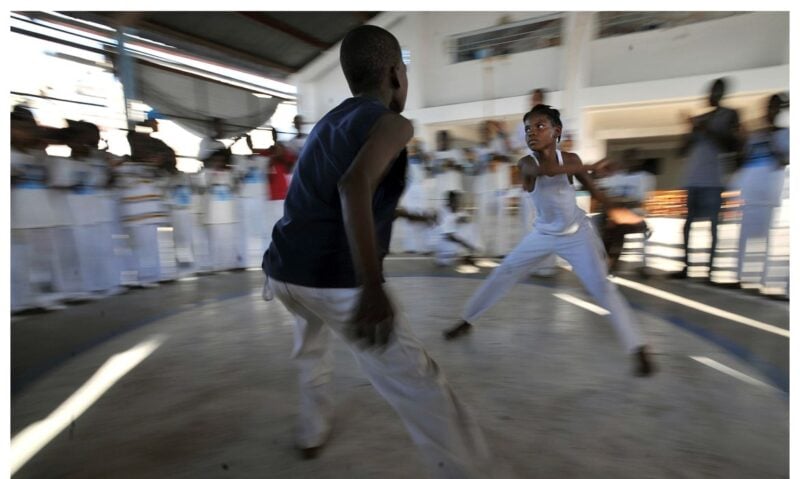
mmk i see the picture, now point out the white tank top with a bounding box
[530,150,585,235]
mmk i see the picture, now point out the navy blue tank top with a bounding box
[264,96,407,288]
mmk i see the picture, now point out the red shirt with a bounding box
[254,145,296,200]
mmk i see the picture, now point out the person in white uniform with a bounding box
[10,107,64,311]
[432,130,465,204]
[396,139,434,253]
[203,148,242,271]
[433,191,479,266]
[733,93,789,288]
[232,151,269,268]
[47,133,88,301]
[116,154,170,287]
[443,104,654,377]
[64,121,122,297]
[474,121,515,257]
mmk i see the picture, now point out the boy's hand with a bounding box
[348,284,395,349]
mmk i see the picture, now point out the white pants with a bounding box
[192,220,213,274]
[463,218,644,353]
[737,204,775,284]
[11,230,35,311]
[238,196,267,268]
[269,278,494,478]
[127,224,162,284]
[172,209,195,266]
[735,164,785,285]
[207,223,241,271]
[74,222,119,293]
[476,190,511,256]
[519,192,558,274]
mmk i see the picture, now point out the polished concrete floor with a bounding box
[10,259,789,478]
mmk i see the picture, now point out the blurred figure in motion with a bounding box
[249,128,293,251]
[262,25,494,477]
[474,120,514,257]
[234,137,269,268]
[444,104,654,377]
[432,129,465,204]
[594,150,654,277]
[202,145,242,271]
[673,78,741,280]
[10,106,64,310]
[433,190,479,267]
[286,114,308,160]
[397,137,434,253]
[117,123,177,286]
[63,121,123,296]
[733,93,789,289]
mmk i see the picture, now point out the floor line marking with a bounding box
[690,355,774,389]
[610,276,789,338]
[553,293,610,316]
[11,335,166,476]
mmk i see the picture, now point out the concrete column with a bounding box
[115,28,138,131]
[559,12,597,160]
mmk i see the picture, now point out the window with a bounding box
[597,12,745,39]
[452,15,563,63]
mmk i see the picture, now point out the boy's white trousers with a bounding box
[269,278,495,478]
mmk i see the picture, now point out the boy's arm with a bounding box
[338,112,413,347]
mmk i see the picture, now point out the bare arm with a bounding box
[396,207,435,224]
[518,155,537,192]
[338,112,413,348]
[568,152,613,209]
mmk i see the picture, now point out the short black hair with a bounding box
[523,104,562,129]
[340,25,402,95]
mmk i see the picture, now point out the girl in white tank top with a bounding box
[529,149,585,236]
[444,104,654,377]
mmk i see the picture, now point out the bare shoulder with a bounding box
[369,111,414,143]
[562,151,583,165]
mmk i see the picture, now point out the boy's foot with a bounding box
[443,321,472,340]
[633,346,655,377]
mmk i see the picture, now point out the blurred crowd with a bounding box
[10,107,305,312]
[9,79,790,313]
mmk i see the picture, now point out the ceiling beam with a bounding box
[352,12,378,22]
[138,18,297,74]
[55,12,296,75]
[237,12,333,50]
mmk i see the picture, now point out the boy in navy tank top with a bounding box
[262,25,495,477]
[443,105,654,377]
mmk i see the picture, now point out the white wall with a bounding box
[293,11,789,162]
[589,12,789,87]
[418,12,563,108]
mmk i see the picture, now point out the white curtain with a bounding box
[135,62,281,139]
